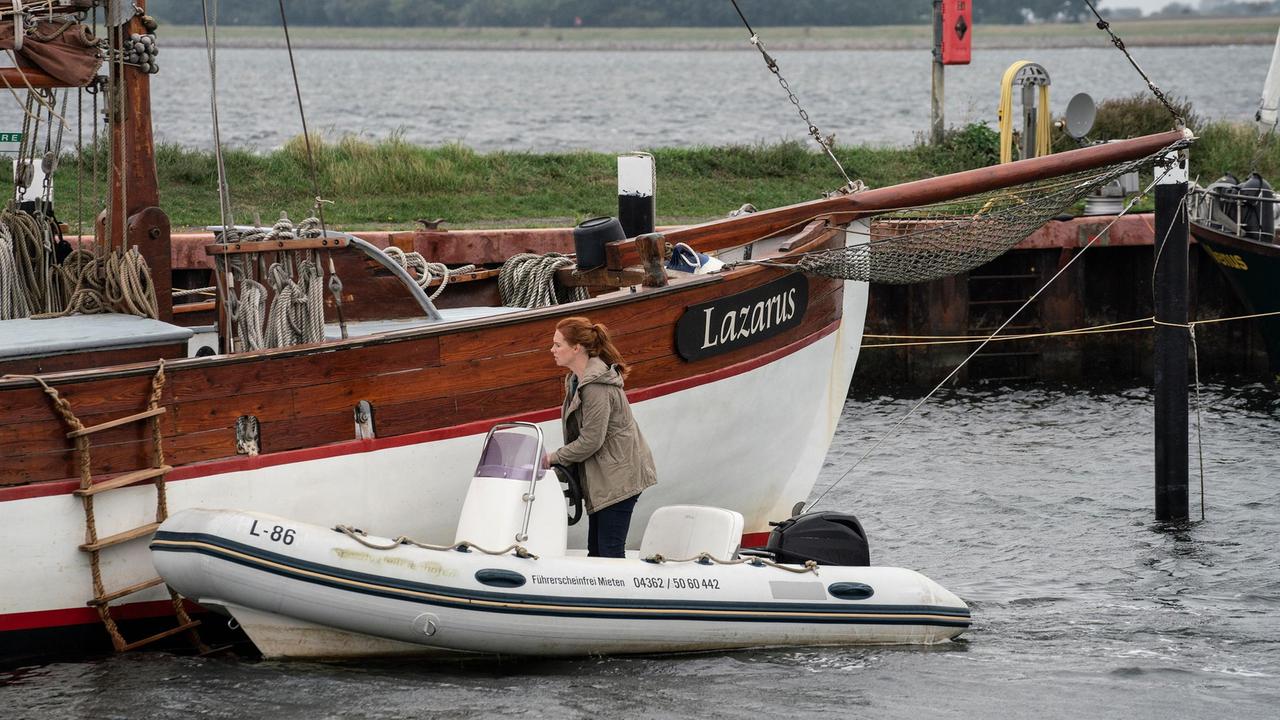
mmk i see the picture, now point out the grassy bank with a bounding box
[49,127,1002,230]
[49,113,1279,232]
[158,16,1280,51]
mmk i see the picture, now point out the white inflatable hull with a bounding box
[152,509,971,658]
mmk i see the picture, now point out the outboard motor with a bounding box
[764,512,870,567]
[1238,172,1276,243]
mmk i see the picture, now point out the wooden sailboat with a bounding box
[0,1,1189,662]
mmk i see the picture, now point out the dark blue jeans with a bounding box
[587,494,639,558]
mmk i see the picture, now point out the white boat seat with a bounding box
[639,505,745,560]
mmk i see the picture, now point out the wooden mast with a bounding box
[2,4,171,319]
[104,0,171,321]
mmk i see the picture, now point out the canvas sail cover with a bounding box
[0,19,101,87]
[1262,26,1280,129]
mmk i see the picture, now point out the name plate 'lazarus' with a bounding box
[674,273,809,361]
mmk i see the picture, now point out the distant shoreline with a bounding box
[160,17,1280,51]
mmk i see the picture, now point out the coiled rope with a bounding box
[998,61,1052,164]
[264,259,324,347]
[220,214,326,351]
[498,252,587,308]
[0,220,35,319]
[383,245,475,301]
[1,206,159,320]
[0,208,52,317]
[229,271,267,351]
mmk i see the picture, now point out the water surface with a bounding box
[5,382,1278,719]
[1,45,1266,154]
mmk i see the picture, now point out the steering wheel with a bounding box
[551,463,584,526]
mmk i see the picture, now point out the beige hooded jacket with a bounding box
[549,357,657,513]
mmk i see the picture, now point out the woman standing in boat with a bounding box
[544,317,657,557]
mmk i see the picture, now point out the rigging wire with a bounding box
[76,82,82,241]
[200,0,233,231]
[200,0,237,350]
[806,164,1179,513]
[104,1,121,247]
[1082,0,1183,126]
[726,0,857,193]
[91,2,99,244]
[275,0,327,239]
[276,0,346,340]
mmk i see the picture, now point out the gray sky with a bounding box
[1116,0,1265,12]
[1121,0,1218,11]
[1113,0,1184,11]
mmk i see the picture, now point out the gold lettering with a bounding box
[1206,246,1249,272]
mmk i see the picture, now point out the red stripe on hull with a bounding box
[0,600,186,632]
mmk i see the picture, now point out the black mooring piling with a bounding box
[1153,169,1190,523]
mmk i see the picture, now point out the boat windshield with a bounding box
[474,430,544,481]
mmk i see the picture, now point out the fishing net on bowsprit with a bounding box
[793,143,1184,285]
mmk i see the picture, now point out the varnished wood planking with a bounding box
[167,337,443,402]
[7,436,163,484]
[157,426,240,470]
[0,403,178,463]
[0,374,172,428]
[437,380,565,431]
[397,228,575,266]
[285,349,550,419]
[171,387,299,436]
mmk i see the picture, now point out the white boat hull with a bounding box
[152,508,970,658]
[0,280,869,636]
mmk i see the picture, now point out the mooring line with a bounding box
[863,309,1280,350]
[861,319,1155,348]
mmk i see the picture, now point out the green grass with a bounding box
[45,113,1278,232]
[49,132,999,231]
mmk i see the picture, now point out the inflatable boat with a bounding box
[151,423,970,658]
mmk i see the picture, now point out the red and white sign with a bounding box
[941,1,972,65]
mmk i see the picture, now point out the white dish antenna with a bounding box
[1063,92,1096,140]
